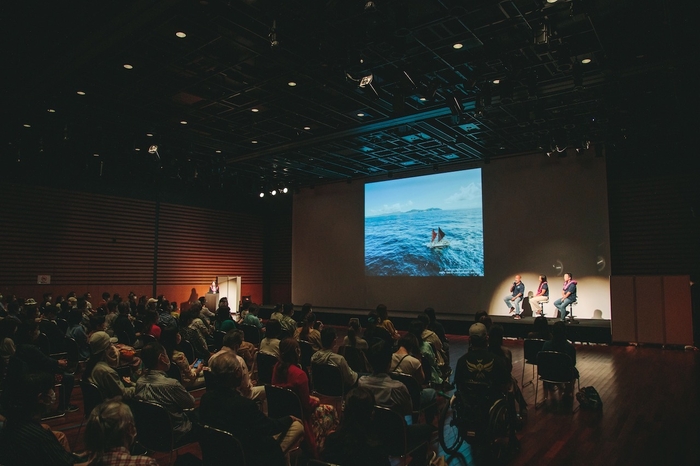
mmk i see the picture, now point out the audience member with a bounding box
[200,351,304,466]
[134,342,197,443]
[322,387,390,466]
[113,302,137,345]
[209,330,264,401]
[160,327,205,390]
[488,325,527,419]
[242,304,263,329]
[178,306,211,361]
[260,319,282,357]
[271,303,297,337]
[142,310,161,341]
[343,318,368,350]
[84,400,157,466]
[295,311,322,351]
[541,321,579,400]
[272,338,339,457]
[66,308,91,359]
[362,310,393,346]
[157,300,177,331]
[214,305,236,332]
[408,320,446,389]
[527,316,552,340]
[391,333,437,423]
[375,304,400,340]
[311,327,358,389]
[86,331,134,400]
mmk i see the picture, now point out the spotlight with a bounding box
[359,74,373,88]
[148,145,161,161]
[259,192,265,198]
[282,187,288,194]
[269,20,279,48]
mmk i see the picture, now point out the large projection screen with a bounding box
[292,153,611,319]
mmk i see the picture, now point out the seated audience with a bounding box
[527,316,553,340]
[416,313,447,368]
[112,302,137,345]
[408,320,446,389]
[214,305,236,332]
[157,300,177,331]
[260,319,282,357]
[322,387,390,466]
[134,342,197,443]
[541,321,579,400]
[311,327,358,389]
[362,310,393,346]
[84,400,157,466]
[178,306,211,361]
[39,305,66,354]
[242,304,263,329]
[488,325,527,419]
[375,304,400,340]
[160,327,205,390]
[0,370,77,465]
[209,330,264,401]
[342,318,368,350]
[295,311,322,351]
[142,310,161,341]
[271,303,297,337]
[272,338,339,457]
[423,307,448,350]
[66,308,91,359]
[391,333,437,423]
[200,351,304,466]
[86,331,135,400]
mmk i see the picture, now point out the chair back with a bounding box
[389,372,420,413]
[116,329,131,345]
[79,380,104,420]
[178,340,195,364]
[338,346,369,373]
[298,340,313,369]
[372,405,408,456]
[213,330,226,351]
[310,363,344,397]
[256,351,278,385]
[239,324,261,347]
[55,318,69,334]
[166,361,183,382]
[199,424,246,466]
[129,399,175,452]
[141,333,157,345]
[537,351,575,384]
[523,339,547,364]
[265,384,304,420]
[64,336,88,362]
[35,332,51,356]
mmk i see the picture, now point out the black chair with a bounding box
[64,336,89,365]
[141,333,157,346]
[75,380,104,448]
[535,351,580,409]
[389,372,436,424]
[298,340,314,370]
[213,330,226,351]
[199,424,247,466]
[35,332,51,356]
[337,346,370,373]
[265,384,304,420]
[521,338,547,388]
[239,324,261,347]
[129,399,197,465]
[116,329,131,345]
[373,405,429,465]
[310,363,344,411]
[55,318,69,334]
[256,351,278,385]
[178,339,196,364]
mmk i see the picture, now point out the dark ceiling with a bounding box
[2,0,695,197]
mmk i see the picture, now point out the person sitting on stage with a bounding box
[504,275,525,319]
[553,273,577,320]
[84,400,157,466]
[530,275,550,316]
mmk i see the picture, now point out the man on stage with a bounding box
[504,275,525,319]
[553,273,577,320]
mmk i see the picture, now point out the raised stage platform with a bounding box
[258,305,613,344]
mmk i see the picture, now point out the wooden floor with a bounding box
[47,332,700,466]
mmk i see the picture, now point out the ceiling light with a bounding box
[176,31,187,38]
[452,43,463,50]
[492,79,500,84]
[287,81,297,87]
[93,153,99,157]
[259,192,265,198]
[148,145,158,154]
[77,91,86,95]
[303,126,310,130]
[419,97,427,101]
[134,148,140,151]
[180,120,188,125]
[47,108,56,113]
[123,64,133,70]
[146,133,153,137]
[282,187,288,194]
[357,112,365,117]
[251,140,258,144]
[215,150,221,153]
[546,0,558,3]
[581,57,592,64]
[23,124,31,128]
[251,108,259,113]
[359,74,373,88]
[271,189,277,196]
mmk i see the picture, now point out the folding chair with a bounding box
[74,380,104,448]
[521,338,546,388]
[198,424,247,466]
[535,351,580,410]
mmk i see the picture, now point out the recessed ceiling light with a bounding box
[93,153,99,157]
[251,108,259,113]
[303,126,311,130]
[419,97,427,101]
[123,64,133,70]
[288,81,297,87]
[581,57,592,64]
[357,112,365,117]
[453,43,463,49]
[492,79,500,84]
[547,0,558,3]
[135,148,141,151]
[146,133,153,137]
[47,108,56,113]
[259,192,265,198]
[77,91,86,95]
[251,140,258,144]
[176,31,187,38]
[23,124,31,128]
[215,150,221,153]
[180,120,188,125]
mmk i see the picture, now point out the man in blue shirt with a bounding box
[504,275,525,319]
[554,273,577,321]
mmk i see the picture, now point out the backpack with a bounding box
[576,386,602,410]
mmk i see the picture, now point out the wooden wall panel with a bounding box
[610,276,637,343]
[663,276,693,345]
[635,276,665,344]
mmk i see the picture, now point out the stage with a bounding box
[258,305,613,344]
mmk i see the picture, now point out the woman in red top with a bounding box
[272,338,338,458]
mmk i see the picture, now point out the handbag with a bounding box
[576,386,602,410]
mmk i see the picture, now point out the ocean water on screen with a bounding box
[365,208,484,276]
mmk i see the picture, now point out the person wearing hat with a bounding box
[85,331,135,400]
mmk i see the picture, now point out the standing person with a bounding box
[504,275,525,319]
[553,273,577,321]
[530,275,550,317]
